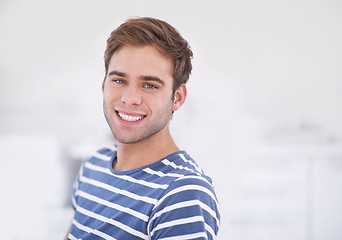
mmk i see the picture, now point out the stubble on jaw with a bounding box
[102,94,174,145]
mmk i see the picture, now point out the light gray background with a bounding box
[1,0,342,239]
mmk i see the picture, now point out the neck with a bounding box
[114,127,179,171]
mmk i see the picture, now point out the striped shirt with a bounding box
[68,146,220,240]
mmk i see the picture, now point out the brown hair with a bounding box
[104,17,193,93]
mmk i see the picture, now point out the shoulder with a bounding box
[155,151,218,204]
[147,152,221,238]
[148,174,221,239]
[83,145,117,164]
[156,174,219,211]
[159,151,207,177]
[92,145,117,159]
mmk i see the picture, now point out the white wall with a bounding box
[1,0,342,239]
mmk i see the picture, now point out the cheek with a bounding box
[103,87,119,101]
[155,95,174,113]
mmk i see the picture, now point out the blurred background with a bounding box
[1,0,342,239]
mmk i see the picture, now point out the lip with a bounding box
[116,109,146,116]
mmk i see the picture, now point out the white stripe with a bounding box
[149,199,220,227]
[178,154,203,173]
[85,162,169,189]
[72,219,93,233]
[150,216,204,236]
[85,162,111,173]
[93,229,118,240]
[68,233,78,240]
[175,175,215,191]
[104,145,117,151]
[77,190,149,221]
[204,222,216,239]
[158,232,207,240]
[72,219,118,240]
[71,195,78,210]
[80,175,158,204]
[77,206,148,239]
[92,151,112,161]
[152,184,219,211]
[72,220,116,240]
[161,159,199,176]
[175,176,221,222]
[143,167,184,178]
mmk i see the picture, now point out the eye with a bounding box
[143,83,158,89]
[112,79,126,85]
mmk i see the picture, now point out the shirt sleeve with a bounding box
[70,160,85,211]
[148,175,220,240]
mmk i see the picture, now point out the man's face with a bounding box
[103,45,176,144]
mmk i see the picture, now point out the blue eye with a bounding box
[144,84,157,89]
[113,79,126,84]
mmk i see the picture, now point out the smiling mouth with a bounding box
[117,111,145,122]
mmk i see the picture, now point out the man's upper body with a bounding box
[68,146,220,239]
[66,17,220,239]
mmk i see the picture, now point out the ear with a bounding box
[102,77,106,92]
[172,84,187,112]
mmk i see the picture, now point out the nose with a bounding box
[121,85,142,105]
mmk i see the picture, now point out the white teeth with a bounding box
[118,112,144,122]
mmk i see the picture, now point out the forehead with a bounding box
[108,45,174,78]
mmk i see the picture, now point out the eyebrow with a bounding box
[108,70,165,86]
[140,75,165,86]
[108,71,127,77]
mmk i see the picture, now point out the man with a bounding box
[66,17,220,239]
